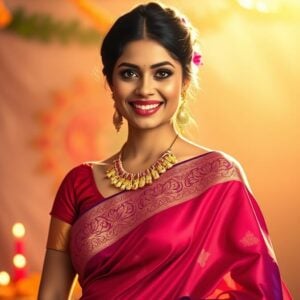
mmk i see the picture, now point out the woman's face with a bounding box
[111,39,184,131]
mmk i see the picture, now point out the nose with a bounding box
[135,75,155,97]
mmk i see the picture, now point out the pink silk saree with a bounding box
[70,152,292,299]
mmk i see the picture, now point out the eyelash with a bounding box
[156,69,173,79]
[119,69,173,80]
[120,70,137,79]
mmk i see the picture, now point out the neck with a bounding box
[106,124,179,190]
[122,125,178,162]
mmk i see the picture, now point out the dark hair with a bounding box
[101,2,197,86]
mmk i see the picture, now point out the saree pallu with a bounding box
[70,152,292,300]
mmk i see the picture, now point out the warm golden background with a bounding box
[0,0,299,298]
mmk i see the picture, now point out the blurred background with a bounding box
[0,0,299,298]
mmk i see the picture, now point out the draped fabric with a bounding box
[65,152,291,300]
[0,2,298,297]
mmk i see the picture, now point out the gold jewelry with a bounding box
[113,107,123,132]
[176,98,190,133]
[106,135,179,191]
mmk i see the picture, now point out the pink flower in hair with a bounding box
[192,51,203,66]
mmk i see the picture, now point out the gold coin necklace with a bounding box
[106,134,179,191]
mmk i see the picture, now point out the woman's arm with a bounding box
[38,249,76,300]
[38,217,76,300]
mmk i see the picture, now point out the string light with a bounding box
[13,254,27,269]
[0,271,10,286]
[12,223,25,238]
[11,222,27,281]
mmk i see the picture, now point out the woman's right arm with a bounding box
[38,217,76,300]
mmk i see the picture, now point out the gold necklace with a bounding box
[106,135,179,191]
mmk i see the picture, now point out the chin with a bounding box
[130,119,172,131]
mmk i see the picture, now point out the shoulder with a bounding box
[174,137,213,161]
[207,150,252,192]
[58,162,98,189]
[174,137,242,171]
[218,151,249,177]
[179,145,251,190]
[61,156,117,185]
[212,150,242,167]
[64,157,114,175]
[62,163,93,180]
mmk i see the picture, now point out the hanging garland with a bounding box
[68,0,113,35]
[2,2,299,44]
[0,0,11,28]
[3,7,102,44]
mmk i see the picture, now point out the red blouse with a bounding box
[50,163,105,224]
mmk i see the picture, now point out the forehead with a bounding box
[116,39,180,68]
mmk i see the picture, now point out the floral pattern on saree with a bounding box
[70,152,243,275]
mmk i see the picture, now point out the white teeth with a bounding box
[133,103,160,110]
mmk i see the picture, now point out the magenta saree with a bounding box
[70,152,292,299]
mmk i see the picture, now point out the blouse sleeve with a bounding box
[50,167,78,225]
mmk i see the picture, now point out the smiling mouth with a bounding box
[131,103,161,110]
[128,100,163,116]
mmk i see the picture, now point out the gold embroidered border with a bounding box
[70,152,243,274]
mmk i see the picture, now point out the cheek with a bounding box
[113,81,133,100]
[111,71,130,98]
[162,80,182,102]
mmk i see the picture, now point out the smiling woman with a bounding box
[111,39,183,132]
[38,2,292,300]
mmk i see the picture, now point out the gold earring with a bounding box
[111,92,123,132]
[113,107,123,132]
[176,92,189,132]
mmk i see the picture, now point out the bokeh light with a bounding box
[12,223,25,238]
[237,0,280,13]
[0,271,10,286]
[13,254,26,268]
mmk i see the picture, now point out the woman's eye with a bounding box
[120,69,138,79]
[155,69,173,79]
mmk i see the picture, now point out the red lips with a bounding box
[128,100,163,116]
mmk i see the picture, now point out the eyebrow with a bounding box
[117,61,175,69]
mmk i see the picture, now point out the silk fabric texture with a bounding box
[49,152,292,299]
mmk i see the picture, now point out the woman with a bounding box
[38,2,292,299]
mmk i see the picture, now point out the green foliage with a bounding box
[4,8,102,45]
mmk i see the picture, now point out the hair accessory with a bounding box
[106,135,179,191]
[192,51,203,66]
[180,17,203,67]
[113,105,123,132]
